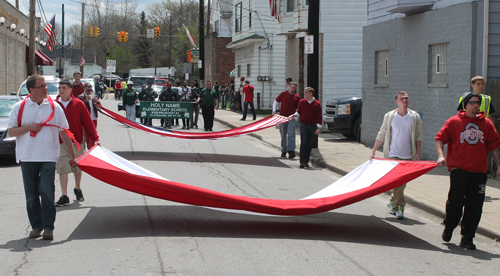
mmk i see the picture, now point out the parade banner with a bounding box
[139,101,192,119]
[78,146,437,216]
[98,105,290,140]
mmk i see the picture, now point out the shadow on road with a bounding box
[113,151,290,168]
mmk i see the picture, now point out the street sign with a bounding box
[139,101,192,119]
[188,49,199,63]
[106,59,116,73]
[147,29,154,39]
[185,73,189,80]
[304,35,314,54]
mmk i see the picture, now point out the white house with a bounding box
[227,0,287,109]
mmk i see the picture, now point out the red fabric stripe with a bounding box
[78,149,436,216]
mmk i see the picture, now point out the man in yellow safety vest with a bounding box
[458,75,495,121]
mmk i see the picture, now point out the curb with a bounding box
[215,117,499,240]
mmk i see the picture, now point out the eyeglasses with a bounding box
[468,101,481,105]
[86,89,93,92]
[33,85,48,89]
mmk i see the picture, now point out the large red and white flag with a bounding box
[184,25,198,49]
[98,105,289,140]
[78,146,437,216]
[44,15,56,52]
[269,0,279,22]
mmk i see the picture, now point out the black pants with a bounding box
[201,104,214,130]
[444,169,487,237]
[242,102,256,120]
[299,123,316,164]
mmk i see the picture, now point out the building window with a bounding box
[375,50,389,84]
[235,2,242,33]
[429,43,449,83]
[249,3,252,28]
[286,0,294,13]
[214,20,219,35]
[237,65,241,78]
[247,64,251,77]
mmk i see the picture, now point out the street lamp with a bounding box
[7,23,16,32]
[18,29,25,36]
[0,17,5,26]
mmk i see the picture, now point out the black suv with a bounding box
[323,96,362,141]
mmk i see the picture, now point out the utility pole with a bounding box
[168,12,172,79]
[80,3,85,74]
[307,0,320,148]
[28,0,36,76]
[199,0,204,85]
[61,4,65,59]
[206,0,211,34]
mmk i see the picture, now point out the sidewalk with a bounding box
[214,109,500,240]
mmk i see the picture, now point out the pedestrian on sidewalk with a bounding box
[7,74,78,240]
[369,91,422,220]
[55,78,101,207]
[458,76,495,121]
[240,80,256,121]
[196,80,218,131]
[289,87,322,169]
[436,92,500,250]
[273,81,301,159]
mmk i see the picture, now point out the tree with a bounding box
[108,44,135,74]
[133,11,152,68]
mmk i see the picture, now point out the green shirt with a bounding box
[199,88,217,105]
[139,88,158,101]
[123,89,138,106]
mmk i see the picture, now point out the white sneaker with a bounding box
[395,206,404,220]
[387,200,396,215]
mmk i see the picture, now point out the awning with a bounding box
[230,69,235,77]
[25,45,54,66]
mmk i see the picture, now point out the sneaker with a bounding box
[299,163,305,169]
[281,152,287,158]
[442,228,453,242]
[29,228,42,238]
[55,195,70,207]
[288,151,296,159]
[387,200,396,215]
[74,188,85,201]
[395,206,404,220]
[460,236,476,250]
[42,229,53,240]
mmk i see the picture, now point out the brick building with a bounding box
[204,32,234,85]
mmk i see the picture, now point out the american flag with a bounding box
[183,25,197,49]
[80,56,86,66]
[44,15,56,52]
[269,0,279,22]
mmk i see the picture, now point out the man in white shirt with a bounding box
[369,91,422,219]
[8,74,77,240]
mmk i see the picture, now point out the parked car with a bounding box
[155,77,170,88]
[128,76,155,93]
[87,73,120,88]
[16,75,60,100]
[323,96,362,141]
[0,95,21,158]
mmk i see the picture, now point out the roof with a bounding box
[41,48,96,64]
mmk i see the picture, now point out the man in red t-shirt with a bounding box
[436,92,500,250]
[240,80,256,121]
[71,71,85,98]
[272,82,301,158]
[289,87,322,168]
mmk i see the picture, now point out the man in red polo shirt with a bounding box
[240,80,256,121]
[289,87,322,168]
[273,82,301,158]
[54,79,101,207]
[71,71,85,98]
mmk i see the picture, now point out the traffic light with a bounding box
[90,26,94,37]
[155,26,160,37]
[117,31,123,42]
[123,31,129,42]
[95,27,100,37]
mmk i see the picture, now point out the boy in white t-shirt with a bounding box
[369,91,423,219]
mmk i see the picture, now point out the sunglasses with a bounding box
[468,101,481,105]
[86,89,93,92]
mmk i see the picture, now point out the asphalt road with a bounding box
[1,99,499,275]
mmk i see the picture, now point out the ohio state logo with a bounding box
[460,123,484,144]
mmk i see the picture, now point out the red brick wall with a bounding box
[204,33,234,85]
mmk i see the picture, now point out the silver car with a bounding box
[0,95,21,158]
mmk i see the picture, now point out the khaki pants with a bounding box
[389,156,412,210]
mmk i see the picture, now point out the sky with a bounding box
[6,0,164,27]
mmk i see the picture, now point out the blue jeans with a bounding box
[126,104,136,122]
[279,119,296,153]
[221,95,227,109]
[20,162,57,230]
[300,123,317,164]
